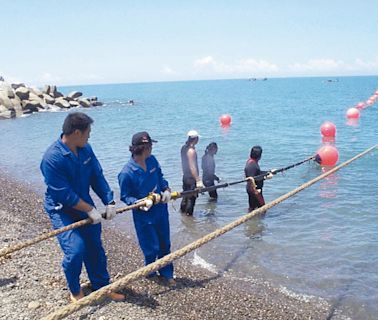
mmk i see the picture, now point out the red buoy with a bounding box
[316,145,339,166]
[220,114,232,126]
[346,107,360,119]
[366,99,374,106]
[320,121,336,137]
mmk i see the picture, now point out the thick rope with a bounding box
[0,201,150,258]
[0,156,315,258]
[42,144,377,320]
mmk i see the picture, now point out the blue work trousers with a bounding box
[48,211,110,295]
[133,206,174,279]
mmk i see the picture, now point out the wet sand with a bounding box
[0,170,333,319]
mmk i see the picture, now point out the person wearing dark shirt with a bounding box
[180,130,203,215]
[201,142,220,200]
[244,146,272,211]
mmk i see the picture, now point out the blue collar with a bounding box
[129,156,144,172]
[56,137,72,156]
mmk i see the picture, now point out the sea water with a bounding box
[0,77,377,319]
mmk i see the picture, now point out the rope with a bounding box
[0,155,314,258]
[0,200,152,258]
[42,144,377,320]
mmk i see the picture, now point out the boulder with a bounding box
[78,98,91,108]
[0,82,15,98]
[69,101,80,107]
[46,104,61,112]
[28,93,47,109]
[49,85,57,97]
[10,96,22,107]
[15,87,30,100]
[22,100,40,113]
[0,108,16,119]
[43,85,50,95]
[0,92,13,109]
[91,101,103,106]
[54,90,64,98]
[68,91,83,99]
[11,83,25,90]
[12,104,23,117]
[30,87,44,98]
[54,98,71,108]
[42,93,55,105]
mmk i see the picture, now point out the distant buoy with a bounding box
[356,102,366,109]
[317,145,339,166]
[346,107,360,119]
[220,114,232,126]
[366,99,374,106]
[320,121,336,137]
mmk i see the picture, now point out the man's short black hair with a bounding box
[62,112,94,135]
[205,142,218,153]
[250,145,262,160]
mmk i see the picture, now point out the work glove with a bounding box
[215,176,221,183]
[196,180,204,189]
[266,172,274,180]
[87,208,102,224]
[161,189,171,203]
[139,199,154,212]
[104,202,117,220]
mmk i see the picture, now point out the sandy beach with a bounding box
[0,170,333,319]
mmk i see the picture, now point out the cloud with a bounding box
[354,58,378,70]
[161,65,177,75]
[193,56,216,67]
[288,59,345,73]
[193,56,278,76]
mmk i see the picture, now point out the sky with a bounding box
[1,0,378,86]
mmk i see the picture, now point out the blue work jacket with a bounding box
[40,138,113,219]
[118,155,169,207]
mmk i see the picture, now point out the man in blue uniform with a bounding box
[40,112,125,302]
[118,132,175,285]
[201,142,220,200]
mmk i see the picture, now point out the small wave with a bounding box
[279,285,326,304]
[192,251,218,273]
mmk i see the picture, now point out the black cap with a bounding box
[131,131,157,146]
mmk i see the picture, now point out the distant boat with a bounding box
[248,77,268,81]
[325,79,339,83]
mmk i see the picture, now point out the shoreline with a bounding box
[0,170,332,319]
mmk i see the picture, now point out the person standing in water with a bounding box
[244,145,272,211]
[201,142,220,200]
[118,132,175,285]
[180,130,203,215]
